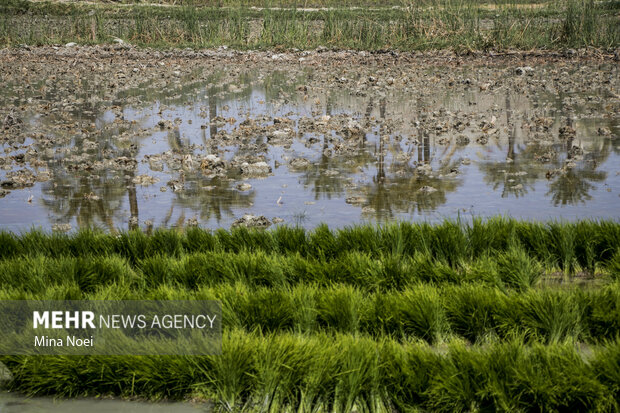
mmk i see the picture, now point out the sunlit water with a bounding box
[1,62,618,232]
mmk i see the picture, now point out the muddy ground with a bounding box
[1,45,619,231]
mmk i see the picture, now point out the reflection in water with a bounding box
[0,62,618,231]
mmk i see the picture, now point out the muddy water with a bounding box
[0,392,206,412]
[1,49,619,231]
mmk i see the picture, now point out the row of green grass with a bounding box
[2,219,620,274]
[1,220,619,410]
[2,281,618,344]
[1,0,618,50]
[2,330,619,411]
[0,248,576,292]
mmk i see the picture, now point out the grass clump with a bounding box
[497,245,543,291]
[2,332,619,411]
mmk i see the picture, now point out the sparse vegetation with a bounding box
[0,0,618,50]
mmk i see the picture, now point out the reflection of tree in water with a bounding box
[547,168,605,206]
[478,92,611,205]
[348,97,463,218]
[359,133,462,219]
[299,93,374,199]
[478,94,539,198]
[478,130,541,199]
[36,67,303,230]
[33,68,218,231]
[546,126,610,206]
[41,173,126,232]
[36,104,137,231]
[168,176,255,224]
[299,134,374,200]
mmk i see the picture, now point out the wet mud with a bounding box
[1,46,619,231]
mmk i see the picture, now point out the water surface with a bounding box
[1,59,618,231]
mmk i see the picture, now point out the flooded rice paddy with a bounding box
[1,47,619,232]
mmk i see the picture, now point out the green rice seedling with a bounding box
[282,253,327,286]
[194,329,258,410]
[89,282,134,300]
[514,221,552,265]
[138,254,180,288]
[500,289,583,343]
[606,249,620,281]
[364,291,401,339]
[580,282,620,341]
[463,254,502,286]
[410,251,460,284]
[478,339,524,412]
[223,250,287,287]
[217,227,276,253]
[17,229,68,258]
[595,221,620,262]
[139,283,195,300]
[0,231,18,259]
[424,341,491,412]
[289,284,319,333]
[378,223,408,258]
[316,285,367,334]
[329,251,384,289]
[335,226,381,257]
[272,226,308,256]
[559,0,597,47]
[207,282,248,330]
[444,284,505,343]
[145,228,184,258]
[428,220,468,268]
[331,335,383,413]
[251,332,316,412]
[506,341,615,411]
[242,287,296,332]
[574,220,598,275]
[380,339,440,411]
[496,245,542,291]
[72,255,138,293]
[396,285,447,344]
[377,253,415,291]
[172,251,286,289]
[465,217,516,259]
[591,338,620,407]
[213,228,240,253]
[112,230,149,264]
[181,226,217,253]
[292,333,342,412]
[0,255,49,292]
[307,223,338,260]
[66,229,114,258]
[2,0,619,50]
[547,222,577,276]
[0,284,83,300]
[176,252,230,288]
[2,330,619,409]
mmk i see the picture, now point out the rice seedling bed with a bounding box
[0,219,619,410]
[2,330,619,411]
